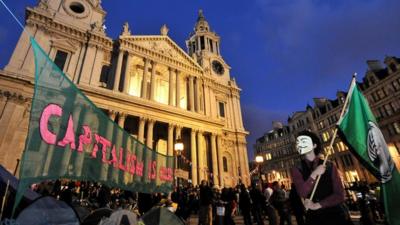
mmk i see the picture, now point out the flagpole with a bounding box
[307,73,357,207]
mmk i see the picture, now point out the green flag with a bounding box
[15,37,175,211]
[338,78,400,225]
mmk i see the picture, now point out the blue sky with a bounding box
[1,0,399,160]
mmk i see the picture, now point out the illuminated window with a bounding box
[322,132,330,142]
[394,122,400,134]
[345,170,360,183]
[319,121,325,129]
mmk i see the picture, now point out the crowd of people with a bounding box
[23,176,385,225]
[19,130,386,225]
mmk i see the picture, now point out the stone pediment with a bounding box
[121,35,203,71]
[50,37,80,53]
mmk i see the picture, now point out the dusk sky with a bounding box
[1,0,400,160]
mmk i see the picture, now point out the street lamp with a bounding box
[255,155,264,186]
[174,137,184,188]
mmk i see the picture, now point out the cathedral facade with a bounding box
[0,0,250,187]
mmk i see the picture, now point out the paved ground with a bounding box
[188,211,363,225]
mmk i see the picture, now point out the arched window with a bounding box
[223,157,228,172]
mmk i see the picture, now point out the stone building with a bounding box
[0,0,250,187]
[254,56,400,186]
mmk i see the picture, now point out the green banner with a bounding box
[338,79,400,225]
[15,37,174,209]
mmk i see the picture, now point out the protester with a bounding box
[239,184,252,225]
[271,181,292,225]
[199,180,213,225]
[221,187,236,225]
[249,182,265,225]
[291,130,353,225]
[263,183,278,225]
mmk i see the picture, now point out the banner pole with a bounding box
[13,159,20,176]
[306,74,357,208]
[0,180,10,219]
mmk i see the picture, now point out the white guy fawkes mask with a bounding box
[296,135,314,155]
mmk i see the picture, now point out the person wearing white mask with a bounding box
[291,130,353,225]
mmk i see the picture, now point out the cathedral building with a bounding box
[0,0,250,187]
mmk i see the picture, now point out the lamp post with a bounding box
[174,137,184,188]
[255,155,264,185]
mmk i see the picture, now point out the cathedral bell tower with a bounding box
[186,10,231,83]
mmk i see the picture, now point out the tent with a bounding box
[16,196,80,225]
[140,207,185,225]
[0,165,39,201]
[81,208,113,225]
[98,209,138,225]
[0,165,40,219]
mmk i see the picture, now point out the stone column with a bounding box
[138,117,146,143]
[109,110,117,121]
[195,77,201,112]
[236,98,244,129]
[146,119,155,149]
[123,54,132,94]
[168,67,175,106]
[113,51,124,91]
[217,135,224,187]
[176,70,181,108]
[237,143,246,183]
[203,82,210,116]
[118,113,126,128]
[232,96,241,127]
[211,133,219,186]
[197,130,204,181]
[141,58,150,99]
[190,129,198,186]
[167,124,175,157]
[189,76,195,112]
[242,144,250,185]
[150,61,157,101]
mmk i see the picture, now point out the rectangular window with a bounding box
[391,101,400,113]
[347,155,354,166]
[218,101,225,118]
[371,92,379,102]
[394,122,400,134]
[54,50,68,71]
[209,39,214,52]
[377,89,386,99]
[341,156,347,168]
[388,125,395,136]
[200,36,205,50]
[384,104,393,116]
[378,107,387,118]
[223,157,228,172]
[99,65,110,84]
